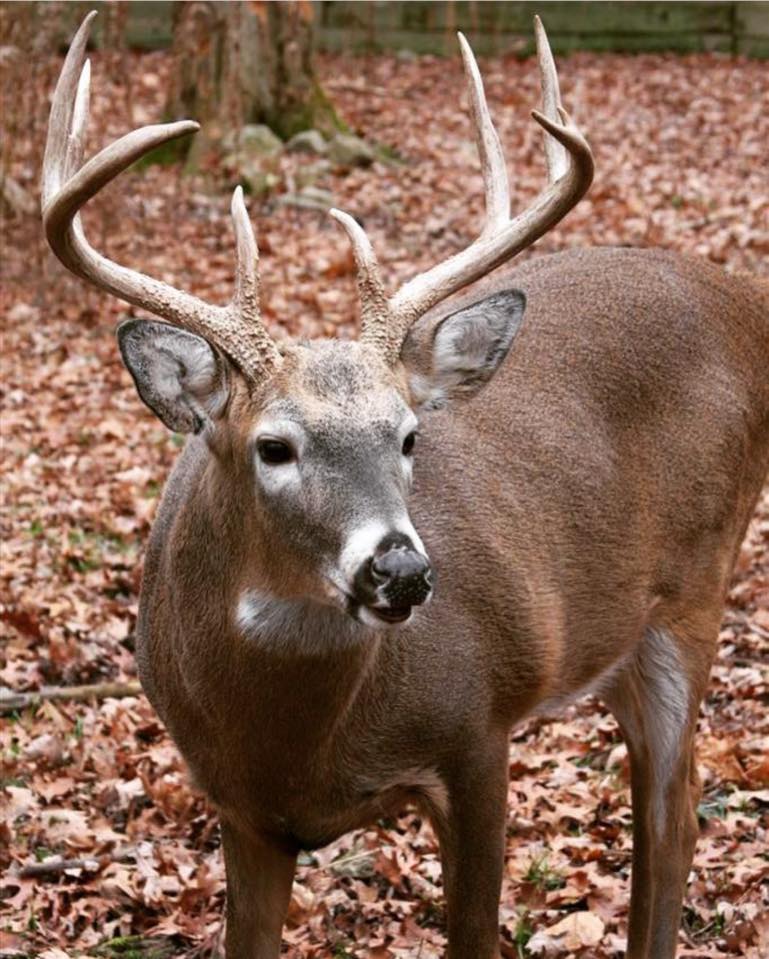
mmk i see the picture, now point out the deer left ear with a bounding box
[117,320,230,434]
[401,289,526,410]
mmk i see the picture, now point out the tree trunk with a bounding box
[165,0,340,144]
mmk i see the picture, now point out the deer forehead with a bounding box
[259,341,413,438]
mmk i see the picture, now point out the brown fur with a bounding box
[137,247,769,959]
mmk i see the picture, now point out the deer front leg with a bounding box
[434,737,509,959]
[220,820,297,959]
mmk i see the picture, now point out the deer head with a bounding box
[43,12,593,628]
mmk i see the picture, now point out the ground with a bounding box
[1,40,767,959]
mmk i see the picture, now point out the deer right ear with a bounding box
[401,289,526,410]
[117,321,230,434]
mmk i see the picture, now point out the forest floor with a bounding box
[1,42,767,959]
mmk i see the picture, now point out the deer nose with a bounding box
[370,541,433,607]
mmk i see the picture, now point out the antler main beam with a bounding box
[46,13,592,380]
[42,11,280,385]
[331,16,595,366]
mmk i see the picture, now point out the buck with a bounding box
[44,12,768,959]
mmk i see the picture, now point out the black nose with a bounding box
[370,542,433,607]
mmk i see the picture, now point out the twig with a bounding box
[17,845,136,879]
[323,81,391,99]
[328,847,378,873]
[19,856,102,878]
[0,681,143,714]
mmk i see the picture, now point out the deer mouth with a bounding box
[344,595,413,627]
[366,604,413,625]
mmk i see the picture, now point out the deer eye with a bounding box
[402,431,417,456]
[257,439,295,465]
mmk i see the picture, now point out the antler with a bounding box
[42,11,281,386]
[330,16,594,365]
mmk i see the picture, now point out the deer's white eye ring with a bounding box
[402,431,417,456]
[257,438,295,465]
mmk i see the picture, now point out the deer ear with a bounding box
[117,321,230,433]
[401,289,526,410]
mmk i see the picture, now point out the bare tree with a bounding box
[165,0,341,148]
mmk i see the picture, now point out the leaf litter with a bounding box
[1,41,767,959]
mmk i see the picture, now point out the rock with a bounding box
[300,186,335,206]
[239,164,280,197]
[295,160,332,190]
[221,124,283,195]
[328,132,375,168]
[279,187,335,212]
[286,129,328,156]
[239,123,283,157]
[222,123,283,158]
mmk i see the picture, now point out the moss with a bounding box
[131,136,190,171]
[94,936,176,959]
[266,79,347,141]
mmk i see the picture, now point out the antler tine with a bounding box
[64,58,91,185]
[534,14,568,183]
[329,208,393,358]
[43,10,94,206]
[227,187,283,372]
[457,32,510,237]
[231,186,260,323]
[331,18,594,366]
[43,12,280,386]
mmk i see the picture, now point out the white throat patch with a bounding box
[235,589,368,655]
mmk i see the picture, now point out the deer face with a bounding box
[249,340,430,626]
[118,290,525,627]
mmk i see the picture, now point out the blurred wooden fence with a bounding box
[45,1,769,57]
[317,1,769,56]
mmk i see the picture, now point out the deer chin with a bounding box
[339,593,415,628]
[361,604,414,627]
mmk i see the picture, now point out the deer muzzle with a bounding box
[352,532,434,626]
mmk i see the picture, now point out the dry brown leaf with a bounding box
[528,910,606,953]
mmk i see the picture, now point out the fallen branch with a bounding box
[0,681,143,714]
[18,846,136,879]
[19,855,102,878]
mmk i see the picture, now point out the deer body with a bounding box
[44,14,769,958]
[136,248,769,957]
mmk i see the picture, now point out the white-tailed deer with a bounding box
[44,12,769,959]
